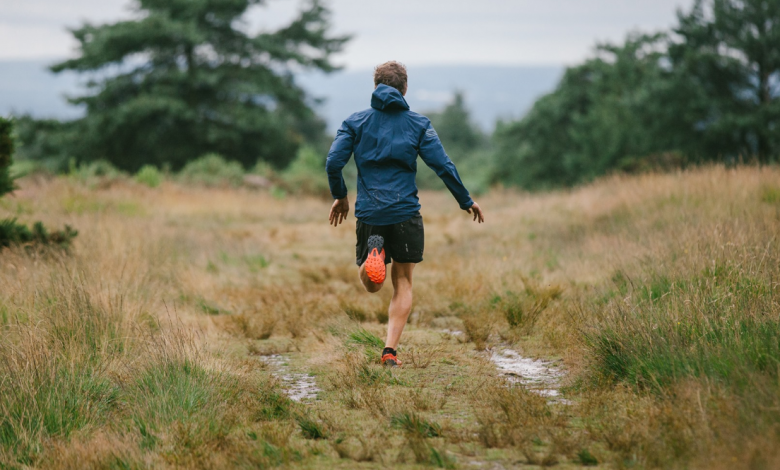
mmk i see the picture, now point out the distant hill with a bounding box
[298,65,562,132]
[0,60,562,132]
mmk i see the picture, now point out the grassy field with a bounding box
[1,165,779,469]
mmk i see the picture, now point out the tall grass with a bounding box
[2,164,780,468]
[587,254,780,391]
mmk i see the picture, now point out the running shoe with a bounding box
[365,234,386,284]
[381,352,402,367]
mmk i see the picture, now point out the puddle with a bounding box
[440,329,465,337]
[261,354,320,403]
[489,348,569,404]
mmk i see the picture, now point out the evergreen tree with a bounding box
[419,92,490,192]
[51,0,349,171]
[0,117,14,197]
[428,91,483,155]
[670,0,780,163]
[0,118,77,249]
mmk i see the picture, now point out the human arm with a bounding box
[418,124,484,223]
[325,121,355,225]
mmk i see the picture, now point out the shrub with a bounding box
[178,153,244,188]
[71,159,126,187]
[280,145,330,197]
[135,165,163,188]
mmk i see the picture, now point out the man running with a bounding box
[326,61,485,367]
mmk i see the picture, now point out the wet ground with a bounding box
[489,347,568,403]
[261,354,321,402]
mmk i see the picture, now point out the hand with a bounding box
[466,201,485,223]
[329,197,349,227]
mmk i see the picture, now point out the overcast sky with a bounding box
[1,0,693,68]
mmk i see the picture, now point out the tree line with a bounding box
[11,0,780,191]
[492,0,780,189]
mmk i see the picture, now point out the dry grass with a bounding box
[1,165,779,468]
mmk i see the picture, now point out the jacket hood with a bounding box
[370,84,410,111]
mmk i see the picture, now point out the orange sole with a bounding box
[365,248,386,284]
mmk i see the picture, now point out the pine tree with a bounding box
[0,117,77,249]
[429,92,483,154]
[51,0,349,171]
[671,0,780,163]
[0,117,15,197]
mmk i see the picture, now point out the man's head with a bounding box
[374,61,407,96]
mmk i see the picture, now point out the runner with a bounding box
[326,61,485,367]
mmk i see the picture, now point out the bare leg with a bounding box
[385,262,415,350]
[359,262,384,293]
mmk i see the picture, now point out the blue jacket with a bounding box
[326,84,474,226]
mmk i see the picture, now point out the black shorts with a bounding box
[356,213,424,266]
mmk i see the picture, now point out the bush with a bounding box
[135,165,163,188]
[280,145,330,197]
[71,159,126,188]
[178,153,244,188]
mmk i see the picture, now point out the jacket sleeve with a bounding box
[418,124,474,210]
[325,120,355,199]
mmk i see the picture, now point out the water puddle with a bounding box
[489,348,569,404]
[261,354,320,403]
[440,328,465,337]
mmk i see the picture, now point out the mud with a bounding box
[261,354,320,403]
[489,348,569,403]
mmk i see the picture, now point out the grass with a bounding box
[1,164,779,468]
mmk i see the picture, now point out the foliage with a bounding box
[46,0,348,172]
[0,117,15,197]
[492,34,693,189]
[13,115,77,172]
[420,92,492,193]
[668,0,780,164]
[0,118,78,250]
[135,165,163,188]
[178,153,244,188]
[494,0,780,189]
[428,92,485,155]
[279,145,330,197]
[71,159,126,185]
[0,219,78,249]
